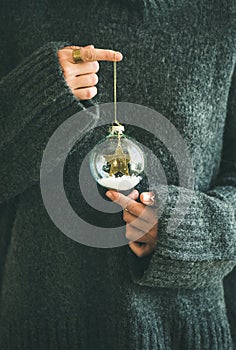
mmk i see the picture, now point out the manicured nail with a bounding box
[130,189,139,199]
[142,193,151,202]
[114,51,123,61]
[106,191,114,199]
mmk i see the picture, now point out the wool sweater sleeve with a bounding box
[0,42,96,204]
[127,66,236,290]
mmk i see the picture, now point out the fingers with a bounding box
[106,190,157,224]
[127,189,139,201]
[127,227,158,258]
[76,61,100,75]
[58,44,122,101]
[59,45,95,64]
[62,61,99,78]
[61,60,99,100]
[73,86,97,100]
[69,73,98,90]
[128,241,155,258]
[79,47,123,62]
[105,189,158,258]
[124,210,157,232]
[106,190,132,210]
[126,224,146,242]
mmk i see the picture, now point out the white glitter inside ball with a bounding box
[98,175,142,191]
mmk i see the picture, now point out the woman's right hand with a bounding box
[58,45,123,100]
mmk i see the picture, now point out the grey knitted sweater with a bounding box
[0,0,236,349]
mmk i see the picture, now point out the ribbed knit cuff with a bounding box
[127,248,236,289]
[127,184,236,289]
[0,42,97,203]
[0,41,94,150]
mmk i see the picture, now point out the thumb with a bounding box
[140,192,156,206]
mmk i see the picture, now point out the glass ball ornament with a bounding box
[90,124,145,191]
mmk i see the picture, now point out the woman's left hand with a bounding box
[106,189,158,257]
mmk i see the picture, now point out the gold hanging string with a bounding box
[105,53,131,177]
[110,53,124,138]
[114,57,117,124]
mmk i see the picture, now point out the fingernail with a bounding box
[132,189,139,199]
[106,191,114,199]
[142,193,151,202]
[114,52,123,61]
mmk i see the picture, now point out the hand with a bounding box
[58,45,123,100]
[106,189,158,257]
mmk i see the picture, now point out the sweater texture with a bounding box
[0,0,236,349]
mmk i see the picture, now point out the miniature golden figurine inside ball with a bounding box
[90,122,145,191]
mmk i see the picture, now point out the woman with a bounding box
[0,0,236,348]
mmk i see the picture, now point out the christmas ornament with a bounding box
[89,57,145,191]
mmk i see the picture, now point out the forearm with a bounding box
[127,183,236,289]
[0,42,96,204]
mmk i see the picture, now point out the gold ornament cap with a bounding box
[109,123,124,135]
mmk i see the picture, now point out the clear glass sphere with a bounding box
[90,133,145,191]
